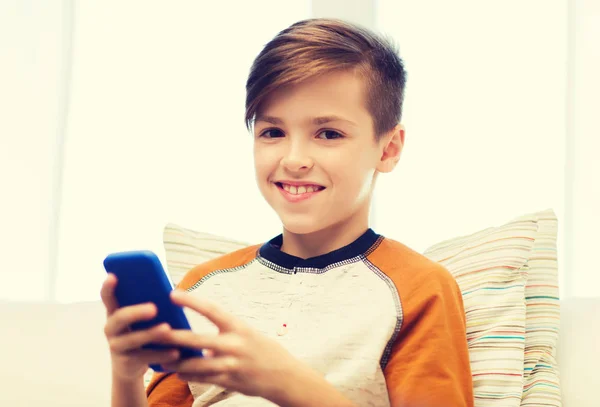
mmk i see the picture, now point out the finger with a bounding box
[159,329,233,355]
[163,355,238,376]
[177,372,227,385]
[170,290,240,333]
[100,274,120,315]
[131,348,181,366]
[104,302,157,337]
[108,323,171,353]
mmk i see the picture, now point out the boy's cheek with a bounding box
[254,164,273,182]
[254,148,278,167]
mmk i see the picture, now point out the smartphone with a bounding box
[103,250,203,372]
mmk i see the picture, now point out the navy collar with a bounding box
[258,228,382,272]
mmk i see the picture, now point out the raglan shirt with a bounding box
[146,229,474,407]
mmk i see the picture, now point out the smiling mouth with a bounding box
[275,182,325,196]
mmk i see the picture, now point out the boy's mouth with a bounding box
[274,182,325,196]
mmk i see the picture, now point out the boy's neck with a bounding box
[280,218,371,259]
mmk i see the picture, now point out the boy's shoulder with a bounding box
[368,236,457,292]
[176,244,261,290]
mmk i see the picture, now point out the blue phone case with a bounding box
[103,250,203,372]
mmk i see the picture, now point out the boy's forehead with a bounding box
[256,70,372,126]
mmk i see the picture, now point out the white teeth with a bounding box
[279,183,322,195]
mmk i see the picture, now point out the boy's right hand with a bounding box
[101,273,180,383]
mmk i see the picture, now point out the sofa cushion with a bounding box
[424,209,562,407]
[163,223,249,287]
[520,210,561,406]
[162,210,563,406]
[0,300,111,407]
[557,297,600,407]
[424,216,535,407]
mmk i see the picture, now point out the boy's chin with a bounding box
[280,217,326,236]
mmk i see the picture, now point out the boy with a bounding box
[101,18,474,407]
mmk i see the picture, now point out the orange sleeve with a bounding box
[369,240,474,407]
[146,245,260,406]
[146,372,194,406]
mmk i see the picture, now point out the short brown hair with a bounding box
[245,18,407,138]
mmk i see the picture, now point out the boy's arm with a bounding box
[112,375,148,407]
[384,269,474,407]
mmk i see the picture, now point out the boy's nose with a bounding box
[281,144,313,172]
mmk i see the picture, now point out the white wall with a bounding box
[375,0,567,246]
[55,0,310,302]
[375,0,569,290]
[567,0,600,298]
[312,0,375,27]
[1,1,597,302]
[0,0,71,301]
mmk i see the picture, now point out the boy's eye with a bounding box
[316,130,343,140]
[260,129,285,138]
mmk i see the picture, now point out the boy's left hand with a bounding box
[160,290,308,402]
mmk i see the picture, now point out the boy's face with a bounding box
[253,69,402,235]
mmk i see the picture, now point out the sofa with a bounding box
[2,210,598,406]
[1,297,598,406]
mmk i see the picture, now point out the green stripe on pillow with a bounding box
[425,217,536,407]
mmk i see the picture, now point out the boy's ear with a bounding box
[377,124,405,173]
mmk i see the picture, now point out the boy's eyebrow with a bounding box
[255,115,357,126]
[312,115,357,126]
[255,115,283,125]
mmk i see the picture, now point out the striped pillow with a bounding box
[142,224,250,389]
[519,210,561,406]
[424,216,537,407]
[162,223,249,286]
[160,213,562,404]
